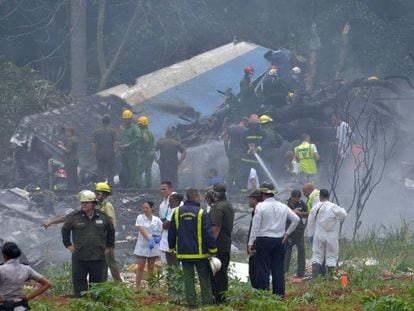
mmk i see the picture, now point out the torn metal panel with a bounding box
[98,41,271,138]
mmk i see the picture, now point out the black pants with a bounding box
[65,160,79,190]
[284,230,306,277]
[96,156,115,187]
[72,257,105,298]
[255,237,286,297]
[248,254,258,289]
[211,251,230,304]
[158,162,178,187]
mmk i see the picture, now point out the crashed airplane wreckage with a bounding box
[7,41,406,190]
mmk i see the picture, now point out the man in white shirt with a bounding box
[248,183,299,298]
[158,181,175,265]
[332,114,352,159]
[307,189,347,278]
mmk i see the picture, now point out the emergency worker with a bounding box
[307,189,347,278]
[0,242,51,311]
[57,127,79,189]
[94,183,122,282]
[260,114,283,172]
[168,188,217,308]
[223,118,248,188]
[241,114,265,187]
[209,183,234,304]
[154,128,187,187]
[294,134,320,183]
[303,183,320,211]
[61,190,115,297]
[240,66,258,117]
[136,116,154,188]
[261,66,289,109]
[92,115,118,187]
[119,109,140,188]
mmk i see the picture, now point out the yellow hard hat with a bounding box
[95,182,111,194]
[137,115,149,126]
[259,114,273,124]
[122,109,133,119]
[287,92,295,99]
[367,76,379,81]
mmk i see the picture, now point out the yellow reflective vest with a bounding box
[294,142,318,174]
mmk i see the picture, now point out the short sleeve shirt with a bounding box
[134,214,163,257]
[100,199,116,227]
[0,259,43,301]
[209,200,234,252]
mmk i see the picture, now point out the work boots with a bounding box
[327,266,335,280]
[312,263,322,279]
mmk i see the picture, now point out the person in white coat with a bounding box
[307,189,347,278]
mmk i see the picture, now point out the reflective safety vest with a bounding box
[171,202,217,259]
[307,189,320,211]
[294,142,317,174]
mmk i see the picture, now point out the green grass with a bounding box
[31,225,414,310]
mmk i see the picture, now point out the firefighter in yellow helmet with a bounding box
[136,116,154,188]
[260,114,283,174]
[94,183,122,282]
[119,109,140,188]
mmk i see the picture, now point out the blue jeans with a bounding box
[255,237,286,297]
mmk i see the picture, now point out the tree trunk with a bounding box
[70,0,87,98]
[97,1,140,91]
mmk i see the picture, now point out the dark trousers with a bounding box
[212,252,230,304]
[96,156,115,187]
[226,151,243,188]
[158,162,178,187]
[255,237,286,298]
[103,248,122,282]
[248,254,258,289]
[182,259,213,307]
[65,160,79,190]
[72,257,105,298]
[284,230,306,277]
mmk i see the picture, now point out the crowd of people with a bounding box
[0,59,356,310]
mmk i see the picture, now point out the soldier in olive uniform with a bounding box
[92,115,118,187]
[136,116,154,188]
[62,190,115,298]
[154,128,187,187]
[119,109,140,188]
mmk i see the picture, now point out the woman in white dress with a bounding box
[133,201,163,290]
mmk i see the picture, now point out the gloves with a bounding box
[148,238,155,250]
[153,236,161,244]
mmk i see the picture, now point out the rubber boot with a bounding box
[326,266,335,280]
[312,263,321,279]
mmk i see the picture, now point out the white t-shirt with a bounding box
[134,214,163,257]
[159,205,178,252]
[247,168,260,190]
[336,121,351,157]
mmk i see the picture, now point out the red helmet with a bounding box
[244,66,255,74]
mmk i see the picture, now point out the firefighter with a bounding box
[260,114,283,173]
[119,109,140,188]
[241,114,266,188]
[94,182,122,282]
[168,188,217,308]
[240,66,259,117]
[136,116,154,188]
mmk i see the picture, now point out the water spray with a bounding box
[253,152,280,192]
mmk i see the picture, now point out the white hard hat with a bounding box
[292,67,301,75]
[79,190,97,202]
[209,257,222,275]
